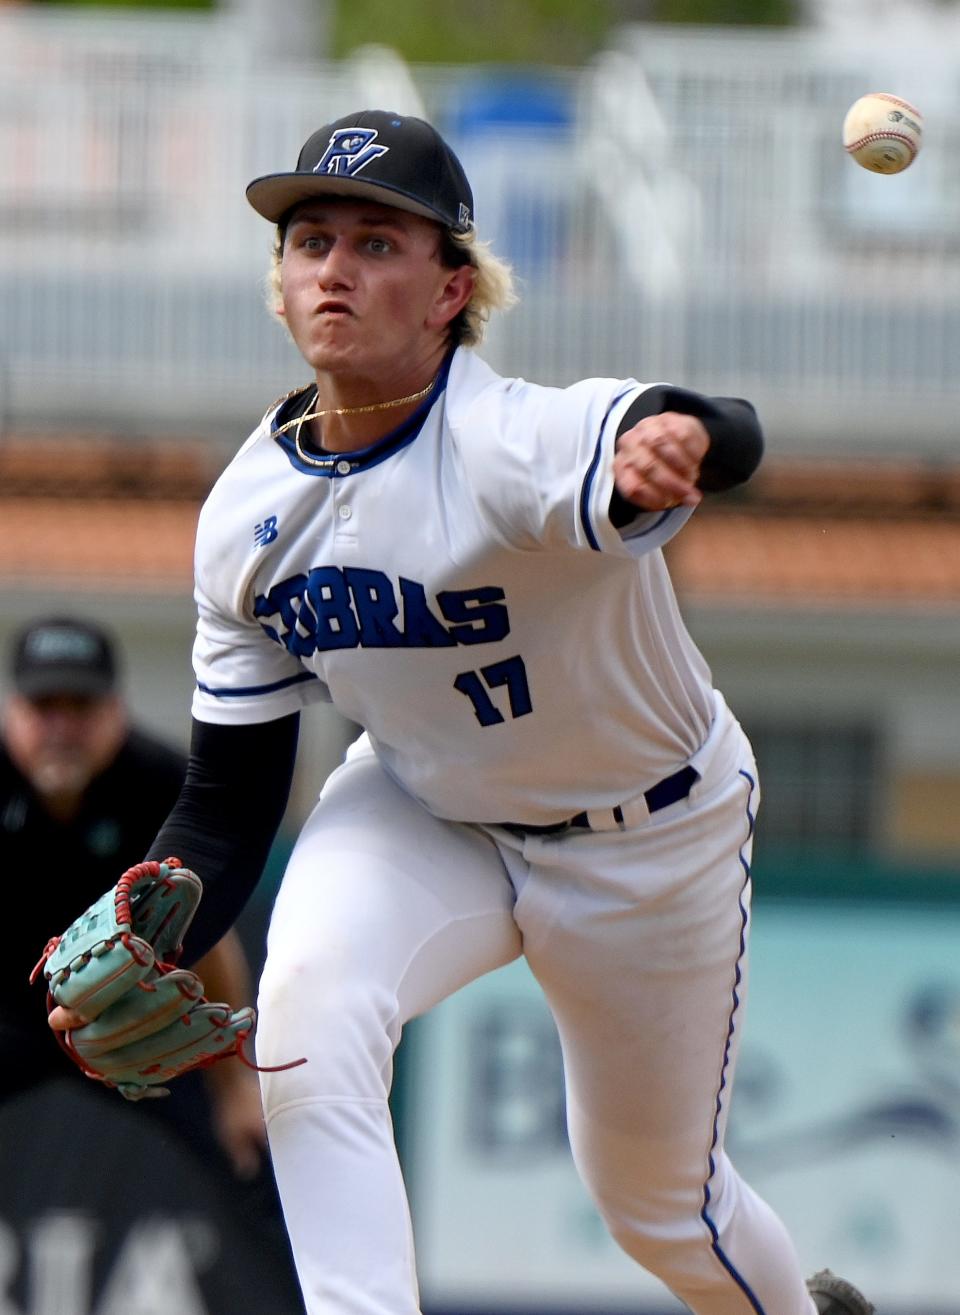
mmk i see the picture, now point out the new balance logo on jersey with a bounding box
[254,566,510,654]
[254,516,279,548]
[313,128,389,178]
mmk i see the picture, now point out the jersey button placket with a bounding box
[332,464,356,541]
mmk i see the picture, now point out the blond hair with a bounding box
[265,220,517,347]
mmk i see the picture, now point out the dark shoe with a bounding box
[807,1269,875,1314]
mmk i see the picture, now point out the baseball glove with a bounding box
[31,858,261,1101]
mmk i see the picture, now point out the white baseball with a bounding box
[842,92,923,174]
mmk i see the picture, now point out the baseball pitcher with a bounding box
[38,111,873,1315]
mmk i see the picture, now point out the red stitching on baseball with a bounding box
[846,132,917,157]
[865,92,921,116]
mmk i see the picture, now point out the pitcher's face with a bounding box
[279,200,472,382]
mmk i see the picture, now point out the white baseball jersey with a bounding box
[191,347,715,825]
[188,342,825,1315]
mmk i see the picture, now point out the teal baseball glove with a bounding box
[31,858,257,1101]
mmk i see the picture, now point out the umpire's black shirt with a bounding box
[0,727,186,1099]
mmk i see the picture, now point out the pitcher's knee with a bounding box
[256,955,398,1109]
[598,1201,731,1304]
[591,1154,748,1295]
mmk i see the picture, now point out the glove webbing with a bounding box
[31,858,306,1083]
[29,858,178,988]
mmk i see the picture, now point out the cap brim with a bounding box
[16,668,114,700]
[246,173,466,230]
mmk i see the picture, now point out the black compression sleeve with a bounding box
[145,713,300,964]
[609,385,764,528]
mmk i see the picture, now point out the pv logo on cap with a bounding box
[313,128,389,178]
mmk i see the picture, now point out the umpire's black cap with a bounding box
[245,109,474,234]
[10,617,118,700]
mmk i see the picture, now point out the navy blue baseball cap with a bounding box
[11,617,118,700]
[245,109,474,234]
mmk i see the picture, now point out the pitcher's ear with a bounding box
[427,263,475,332]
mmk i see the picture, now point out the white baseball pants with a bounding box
[256,696,817,1315]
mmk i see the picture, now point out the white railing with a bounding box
[1,13,959,454]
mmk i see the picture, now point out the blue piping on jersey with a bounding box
[579,388,633,550]
[273,352,454,477]
[699,769,768,1315]
[197,670,318,698]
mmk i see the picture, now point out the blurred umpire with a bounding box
[0,615,305,1313]
[0,615,266,1171]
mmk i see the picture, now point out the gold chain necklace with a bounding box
[276,377,438,469]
